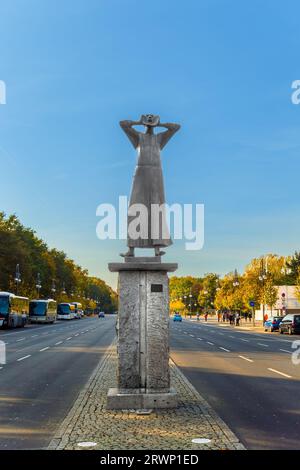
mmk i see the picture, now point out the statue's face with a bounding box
[141,114,160,127]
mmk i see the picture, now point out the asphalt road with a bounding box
[170,318,300,450]
[0,315,116,450]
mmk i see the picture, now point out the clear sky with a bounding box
[1,0,300,288]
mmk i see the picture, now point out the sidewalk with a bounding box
[49,344,245,451]
[187,317,265,333]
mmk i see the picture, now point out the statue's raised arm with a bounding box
[119,120,141,149]
[157,122,181,149]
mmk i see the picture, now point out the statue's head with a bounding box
[141,114,160,127]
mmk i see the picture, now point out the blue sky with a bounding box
[1,0,300,288]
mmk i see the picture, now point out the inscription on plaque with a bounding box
[151,284,163,293]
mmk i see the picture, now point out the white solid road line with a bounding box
[239,355,254,363]
[39,347,49,352]
[219,347,230,352]
[17,355,31,362]
[268,368,292,379]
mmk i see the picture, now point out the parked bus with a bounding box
[29,299,57,324]
[57,302,75,320]
[71,302,83,319]
[0,292,29,328]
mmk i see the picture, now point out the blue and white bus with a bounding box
[57,303,75,320]
[0,292,29,328]
[29,299,57,324]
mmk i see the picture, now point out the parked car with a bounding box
[173,313,182,322]
[264,316,284,332]
[279,314,300,335]
[98,311,105,318]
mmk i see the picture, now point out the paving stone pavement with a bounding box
[48,344,245,450]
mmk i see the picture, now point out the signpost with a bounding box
[249,300,255,326]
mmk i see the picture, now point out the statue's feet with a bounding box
[155,249,165,256]
[120,249,134,258]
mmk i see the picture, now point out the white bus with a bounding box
[57,303,75,320]
[29,299,57,324]
[71,302,83,319]
[0,292,29,328]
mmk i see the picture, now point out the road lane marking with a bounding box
[279,349,291,354]
[219,333,224,335]
[241,339,249,342]
[268,368,292,379]
[207,342,214,345]
[16,338,25,342]
[189,334,195,337]
[239,355,253,363]
[75,333,79,337]
[66,337,72,340]
[219,347,230,352]
[229,335,235,338]
[55,341,63,345]
[197,337,203,341]
[31,335,38,338]
[17,355,31,362]
[39,347,49,352]
[258,343,269,347]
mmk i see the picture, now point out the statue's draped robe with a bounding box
[127,132,172,248]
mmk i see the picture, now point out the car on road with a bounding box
[264,316,284,332]
[279,314,300,335]
[173,313,182,322]
[98,311,105,318]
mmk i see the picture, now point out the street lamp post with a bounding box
[189,290,192,319]
[36,273,42,299]
[232,269,240,324]
[51,279,56,299]
[14,264,21,295]
[259,258,267,323]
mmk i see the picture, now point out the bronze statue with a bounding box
[120,114,180,257]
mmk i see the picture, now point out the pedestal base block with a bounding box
[107,387,178,410]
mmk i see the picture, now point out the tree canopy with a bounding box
[0,212,117,312]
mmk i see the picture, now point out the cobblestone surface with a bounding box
[49,345,245,450]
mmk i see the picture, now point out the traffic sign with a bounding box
[249,300,255,307]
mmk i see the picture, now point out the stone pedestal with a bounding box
[107,258,178,409]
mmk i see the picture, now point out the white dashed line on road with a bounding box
[207,342,214,346]
[279,349,291,354]
[17,355,31,362]
[219,347,230,352]
[66,337,72,341]
[258,343,269,347]
[16,338,25,342]
[268,368,292,379]
[239,355,253,363]
[39,347,49,352]
[241,339,249,342]
[55,341,63,345]
[197,337,203,341]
